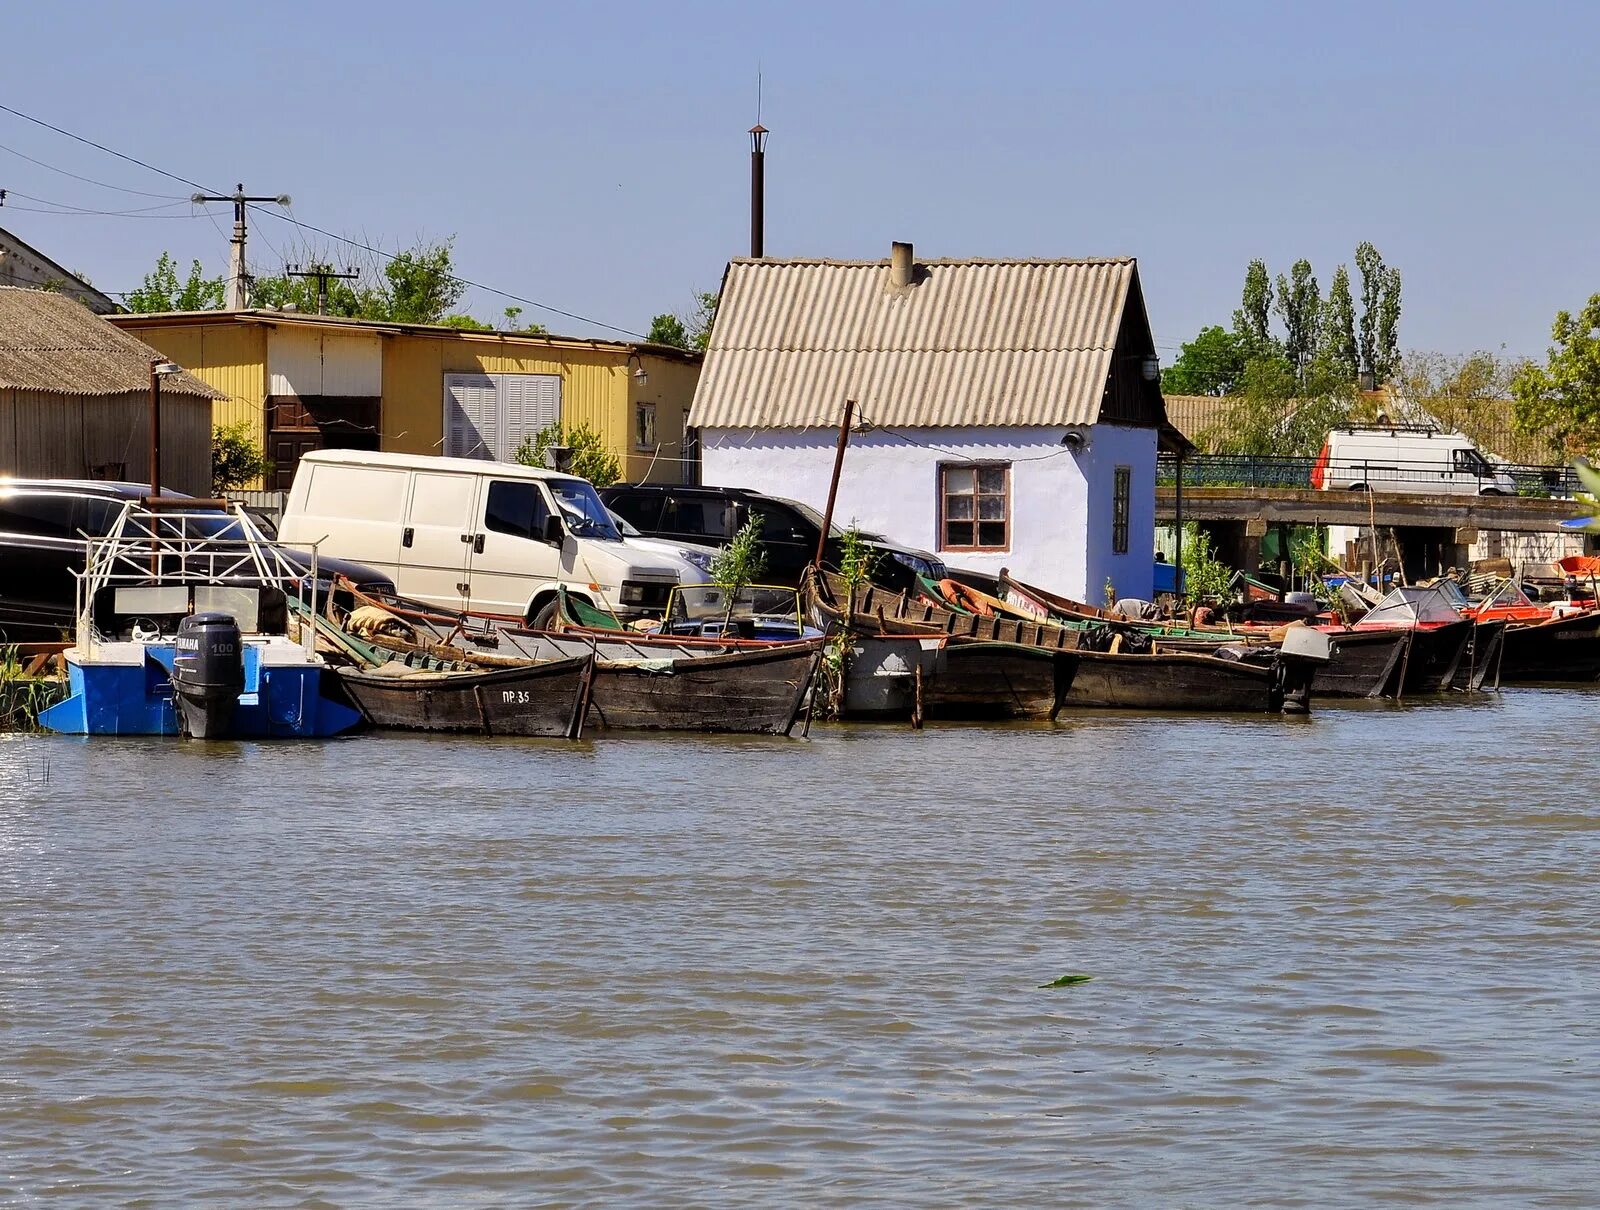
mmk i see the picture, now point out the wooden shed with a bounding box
[0,287,219,494]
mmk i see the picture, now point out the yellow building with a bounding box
[109,310,701,490]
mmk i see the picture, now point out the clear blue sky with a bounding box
[3,0,1595,359]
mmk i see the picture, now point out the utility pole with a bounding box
[192,183,291,309]
[287,263,359,315]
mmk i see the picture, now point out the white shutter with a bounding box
[443,373,497,460]
[497,374,562,460]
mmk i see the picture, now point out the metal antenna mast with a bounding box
[192,183,291,309]
[286,262,360,315]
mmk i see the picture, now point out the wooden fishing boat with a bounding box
[335,654,593,738]
[340,591,822,735]
[1450,619,1506,692]
[497,631,822,734]
[808,570,1327,714]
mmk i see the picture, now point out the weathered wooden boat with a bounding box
[998,569,1405,699]
[1450,619,1507,692]
[335,654,593,738]
[341,591,820,735]
[808,571,1328,715]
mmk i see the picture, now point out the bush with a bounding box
[211,423,269,494]
[514,421,621,486]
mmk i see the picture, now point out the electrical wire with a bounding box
[0,100,649,339]
[0,137,189,199]
[1,188,196,216]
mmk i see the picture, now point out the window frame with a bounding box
[635,402,657,451]
[937,462,1011,553]
[1112,465,1131,555]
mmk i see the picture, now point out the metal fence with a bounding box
[1158,455,1580,498]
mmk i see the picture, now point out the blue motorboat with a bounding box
[38,499,360,739]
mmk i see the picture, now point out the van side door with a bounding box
[471,478,561,618]
[401,471,480,611]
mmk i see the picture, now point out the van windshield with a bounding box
[550,479,621,540]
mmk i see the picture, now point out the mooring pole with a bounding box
[814,398,855,568]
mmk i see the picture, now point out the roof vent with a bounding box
[890,241,915,289]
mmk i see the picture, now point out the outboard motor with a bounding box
[1271,625,1334,715]
[171,612,244,739]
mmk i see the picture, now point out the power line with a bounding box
[0,100,649,340]
[0,137,188,200]
[0,188,194,216]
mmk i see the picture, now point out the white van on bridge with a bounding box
[1312,426,1517,496]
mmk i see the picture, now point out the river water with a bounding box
[2,689,1596,1207]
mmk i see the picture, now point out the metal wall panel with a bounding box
[268,327,382,398]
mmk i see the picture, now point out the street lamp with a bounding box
[149,358,182,499]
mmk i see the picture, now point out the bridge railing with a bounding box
[1157,454,1580,498]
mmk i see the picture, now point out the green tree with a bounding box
[211,422,269,493]
[1232,259,1273,353]
[1512,294,1600,456]
[647,312,689,348]
[380,240,466,323]
[1274,258,1321,383]
[1355,242,1401,383]
[125,253,224,312]
[249,269,369,317]
[1161,325,1247,396]
[513,421,622,486]
[440,313,494,330]
[687,290,718,352]
[1319,264,1359,382]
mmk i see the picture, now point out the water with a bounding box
[2,691,1597,1206]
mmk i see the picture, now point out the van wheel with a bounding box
[1479,488,1504,496]
[1347,483,1370,492]
[528,600,559,630]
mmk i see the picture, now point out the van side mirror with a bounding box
[543,514,565,545]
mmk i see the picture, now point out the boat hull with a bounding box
[39,643,359,738]
[583,644,820,734]
[336,655,591,737]
[1059,649,1286,713]
[1497,610,1600,682]
[921,643,1072,721]
[1381,619,1473,696]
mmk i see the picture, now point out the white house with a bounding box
[689,244,1186,602]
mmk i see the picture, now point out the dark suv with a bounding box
[0,480,395,642]
[598,484,945,593]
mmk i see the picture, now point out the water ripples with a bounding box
[1,690,1597,1204]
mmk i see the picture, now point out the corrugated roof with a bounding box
[691,257,1138,429]
[0,287,220,397]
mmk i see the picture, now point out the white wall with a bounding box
[701,423,1157,602]
[268,327,383,397]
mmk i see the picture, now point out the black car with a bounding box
[598,484,945,593]
[0,480,395,642]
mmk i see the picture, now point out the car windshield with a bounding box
[667,584,802,624]
[550,479,620,540]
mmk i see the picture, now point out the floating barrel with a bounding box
[171,612,243,739]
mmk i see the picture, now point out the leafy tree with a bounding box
[501,306,547,335]
[513,421,622,486]
[1211,354,1369,459]
[688,290,718,352]
[1511,294,1600,456]
[1232,259,1273,353]
[211,422,269,493]
[1319,264,1359,382]
[1161,325,1247,396]
[1273,259,1320,383]
[125,253,224,312]
[440,313,494,330]
[250,269,368,317]
[374,240,465,323]
[1354,242,1402,383]
[647,312,689,348]
[1178,522,1235,603]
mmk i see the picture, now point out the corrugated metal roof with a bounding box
[0,287,220,398]
[691,257,1138,429]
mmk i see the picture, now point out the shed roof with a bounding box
[690,256,1151,430]
[109,308,702,363]
[0,287,220,398]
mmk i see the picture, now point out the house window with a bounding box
[635,402,657,450]
[1112,465,1131,554]
[940,463,1009,551]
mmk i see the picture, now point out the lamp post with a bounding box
[148,358,182,499]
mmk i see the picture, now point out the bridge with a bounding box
[1155,486,1579,534]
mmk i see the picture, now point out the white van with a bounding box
[278,450,704,625]
[1313,426,1517,496]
